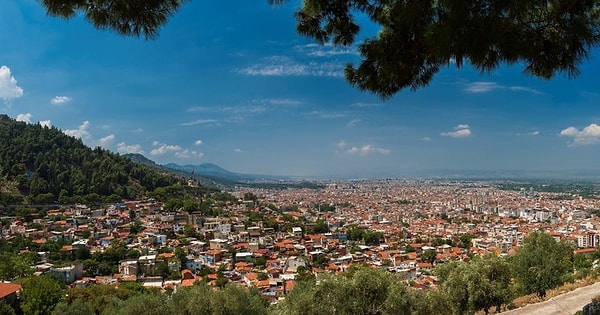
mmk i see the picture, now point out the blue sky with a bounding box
[1,0,599,178]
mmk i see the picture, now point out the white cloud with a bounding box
[194,140,203,146]
[239,56,344,77]
[18,115,51,127]
[234,148,245,153]
[560,127,578,137]
[347,119,361,127]
[464,81,541,94]
[180,119,219,126]
[187,106,209,113]
[65,121,91,139]
[175,149,204,159]
[528,131,540,136]
[224,105,266,115]
[117,142,143,154]
[0,66,24,100]
[150,143,182,156]
[150,141,204,158]
[99,134,115,147]
[265,98,303,106]
[294,43,358,57]
[307,110,347,119]
[441,124,472,138]
[421,136,432,142]
[560,124,600,146]
[347,144,390,156]
[442,129,472,138]
[350,102,382,108]
[509,86,541,94]
[16,113,32,123]
[50,96,71,105]
[464,82,500,93]
[187,104,271,125]
[337,140,347,148]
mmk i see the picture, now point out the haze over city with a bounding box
[1,0,599,178]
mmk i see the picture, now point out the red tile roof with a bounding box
[575,248,596,254]
[181,279,196,287]
[0,283,21,299]
[181,269,194,280]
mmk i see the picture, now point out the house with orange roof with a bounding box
[256,279,271,289]
[0,283,21,308]
[284,279,296,293]
[32,238,47,245]
[244,272,258,282]
[406,252,418,260]
[158,252,175,259]
[417,262,433,272]
[120,274,137,282]
[574,247,596,256]
[181,278,197,287]
[327,263,340,273]
[181,269,194,280]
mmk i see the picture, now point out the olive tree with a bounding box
[435,254,512,315]
[511,230,574,298]
[20,275,64,315]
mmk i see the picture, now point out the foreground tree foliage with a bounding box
[510,230,574,298]
[39,1,600,98]
[7,245,587,315]
[273,264,446,315]
[0,300,16,315]
[52,298,95,315]
[55,282,268,315]
[435,255,512,315]
[0,251,34,281]
[20,275,64,315]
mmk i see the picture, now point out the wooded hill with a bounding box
[0,114,178,205]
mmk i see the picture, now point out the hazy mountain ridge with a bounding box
[163,162,289,182]
[123,153,159,167]
[402,169,600,181]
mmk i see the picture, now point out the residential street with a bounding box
[504,282,600,315]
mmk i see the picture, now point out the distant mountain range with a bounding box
[123,154,293,189]
[400,169,600,181]
[163,162,288,182]
[123,154,600,187]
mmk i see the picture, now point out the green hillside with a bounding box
[0,114,178,205]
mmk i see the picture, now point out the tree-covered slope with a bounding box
[0,114,178,204]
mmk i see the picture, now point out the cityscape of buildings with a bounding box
[2,179,600,302]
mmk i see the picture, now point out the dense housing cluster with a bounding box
[2,180,600,289]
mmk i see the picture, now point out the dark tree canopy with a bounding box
[0,114,179,204]
[40,0,189,39]
[295,0,600,98]
[40,1,600,98]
